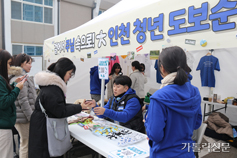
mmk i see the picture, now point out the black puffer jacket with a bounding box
[28,71,82,158]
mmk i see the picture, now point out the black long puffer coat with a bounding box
[28,71,82,158]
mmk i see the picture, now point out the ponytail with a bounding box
[131,61,142,71]
[138,65,143,72]
[159,46,188,86]
[174,67,188,85]
[140,63,145,72]
[47,63,56,71]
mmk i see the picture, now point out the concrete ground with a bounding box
[199,135,237,158]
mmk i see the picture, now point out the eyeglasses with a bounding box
[70,72,75,78]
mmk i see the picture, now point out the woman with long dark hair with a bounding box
[0,50,26,158]
[144,46,202,158]
[129,61,147,104]
[107,63,122,99]
[9,54,37,158]
[28,57,91,158]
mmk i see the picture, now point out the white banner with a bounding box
[44,0,237,60]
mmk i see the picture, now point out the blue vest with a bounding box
[107,94,145,133]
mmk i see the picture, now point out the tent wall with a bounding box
[43,0,237,125]
[191,47,237,125]
[46,47,237,125]
[191,47,237,99]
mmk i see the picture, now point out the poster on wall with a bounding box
[150,50,159,60]
[127,51,135,60]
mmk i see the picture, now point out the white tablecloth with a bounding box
[68,120,150,157]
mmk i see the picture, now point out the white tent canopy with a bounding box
[44,0,237,60]
[44,0,237,125]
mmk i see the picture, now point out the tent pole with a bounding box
[100,79,105,107]
[93,0,101,18]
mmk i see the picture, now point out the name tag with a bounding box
[118,106,124,110]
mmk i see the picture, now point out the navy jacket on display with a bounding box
[90,66,109,95]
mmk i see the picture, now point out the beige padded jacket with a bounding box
[9,66,37,123]
[129,70,147,98]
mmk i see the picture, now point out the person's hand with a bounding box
[93,107,105,115]
[80,99,91,110]
[85,99,96,108]
[15,75,27,83]
[109,75,112,80]
[16,79,26,90]
[142,105,146,111]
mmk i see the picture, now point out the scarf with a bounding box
[160,72,177,89]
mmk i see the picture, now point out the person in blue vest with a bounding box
[88,75,145,133]
[144,46,202,158]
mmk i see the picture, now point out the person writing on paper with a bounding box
[144,46,202,158]
[28,57,90,158]
[89,75,145,133]
[9,53,37,158]
[0,49,26,158]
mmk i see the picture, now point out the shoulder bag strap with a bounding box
[39,99,68,140]
[39,99,48,117]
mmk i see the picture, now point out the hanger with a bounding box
[206,49,214,56]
